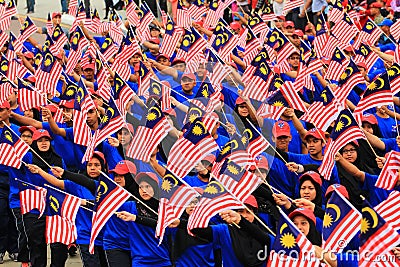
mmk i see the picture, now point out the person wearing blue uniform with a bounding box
[27,151,110,267]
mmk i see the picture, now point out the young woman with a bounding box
[27,151,109,267]
[288,208,322,246]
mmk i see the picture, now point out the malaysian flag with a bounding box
[354,18,383,49]
[68,0,78,16]
[256,103,286,120]
[282,0,304,15]
[261,5,277,21]
[137,61,151,97]
[125,0,140,26]
[327,0,344,23]
[89,173,130,253]
[354,43,379,71]
[42,33,56,55]
[176,0,191,29]
[51,25,68,53]
[127,102,172,161]
[314,14,328,58]
[242,28,260,66]
[354,72,393,114]
[375,151,400,190]
[391,18,400,41]
[359,199,400,267]
[90,9,102,34]
[182,104,219,134]
[35,51,63,95]
[111,72,135,117]
[187,27,208,62]
[336,59,365,104]
[267,208,320,266]
[167,118,219,179]
[45,188,81,245]
[148,78,171,111]
[324,47,349,81]
[243,120,271,159]
[0,125,30,168]
[203,0,221,29]
[0,30,8,49]
[118,26,141,63]
[72,79,95,147]
[70,1,86,32]
[374,191,400,232]
[18,16,38,43]
[17,78,47,111]
[159,15,182,58]
[191,79,220,113]
[99,34,118,61]
[83,99,124,163]
[136,2,155,42]
[94,52,111,101]
[156,170,198,243]
[242,48,274,101]
[217,159,262,201]
[248,13,269,36]
[0,0,16,31]
[65,26,89,74]
[188,0,207,21]
[18,181,47,217]
[277,81,307,112]
[0,74,15,102]
[322,188,361,252]
[331,13,359,45]
[187,178,243,233]
[388,63,400,95]
[300,86,343,131]
[265,29,297,65]
[319,109,366,180]
[206,50,229,86]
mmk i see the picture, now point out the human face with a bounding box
[285,25,294,33]
[290,35,301,47]
[157,56,170,66]
[288,54,300,68]
[273,135,292,151]
[293,215,310,235]
[150,28,160,37]
[86,109,98,128]
[237,208,255,223]
[362,122,374,134]
[24,109,34,118]
[37,137,50,152]
[149,46,159,55]
[139,181,154,200]
[87,157,102,178]
[341,143,358,163]
[197,64,206,78]
[306,137,323,156]
[181,78,196,93]
[21,130,33,145]
[83,68,94,81]
[173,63,186,72]
[114,173,126,187]
[52,15,61,26]
[237,104,249,117]
[282,108,294,118]
[300,180,317,201]
[132,54,142,64]
[117,128,132,147]
[186,197,199,215]
[8,92,17,106]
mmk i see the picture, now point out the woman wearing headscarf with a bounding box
[27,151,109,267]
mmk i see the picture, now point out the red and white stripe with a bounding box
[160,32,182,58]
[20,187,47,217]
[35,60,63,95]
[256,104,286,120]
[68,0,78,16]
[375,151,400,190]
[18,87,47,111]
[375,191,400,232]
[282,0,304,15]
[279,81,307,112]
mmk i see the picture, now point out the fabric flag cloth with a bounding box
[72,79,95,147]
[0,126,30,168]
[266,81,307,112]
[17,78,47,112]
[206,50,229,86]
[388,63,400,95]
[242,120,271,159]
[359,199,400,267]
[354,18,383,49]
[354,43,379,71]
[35,50,63,95]
[267,208,320,266]
[148,78,171,111]
[126,102,172,162]
[68,0,78,16]
[18,181,47,217]
[374,191,400,232]
[125,0,140,26]
[319,109,366,180]
[83,98,124,163]
[99,34,118,61]
[322,188,361,253]
[18,16,38,43]
[187,178,243,233]
[324,47,349,81]
[51,25,68,53]
[167,118,219,179]
[110,72,135,117]
[89,173,130,253]
[216,159,261,202]
[336,59,365,104]
[94,51,111,101]
[156,170,199,244]
[45,187,81,245]
[65,26,89,74]
[375,151,400,190]
[159,15,182,58]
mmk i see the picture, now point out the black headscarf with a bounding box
[299,175,323,207]
[135,174,159,218]
[291,214,322,246]
[31,139,63,170]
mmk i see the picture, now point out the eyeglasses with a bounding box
[342,148,357,154]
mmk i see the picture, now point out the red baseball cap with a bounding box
[202,154,216,164]
[369,1,383,8]
[92,151,106,165]
[289,208,316,225]
[325,184,349,199]
[32,129,52,141]
[109,160,137,175]
[163,108,176,117]
[172,58,186,66]
[293,29,304,37]
[272,121,291,137]
[0,100,10,109]
[181,73,196,81]
[52,12,62,19]
[276,15,286,21]
[344,45,353,52]
[148,37,160,45]
[59,99,74,109]
[23,51,34,59]
[44,104,58,114]
[25,76,36,83]
[361,113,378,125]
[356,62,367,70]
[305,24,314,31]
[122,123,135,134]
[244,195,258,209]
[304,128,326,140]
[235,97,245,105]
[19,125,36,134]
[135,172,159,185]
[156,54,170,61]
[299,171,323,186]
[256,155,269,171]
[230,21,241,30]
[83,63,95,70]
[284,21,295,28]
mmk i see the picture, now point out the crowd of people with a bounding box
[1,0,400,266]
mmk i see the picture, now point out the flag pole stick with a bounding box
[209,172,276,236]
[391,103,400,137]
[99,170,159,216]
[3,123,52,169]
[43,183,94,211]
